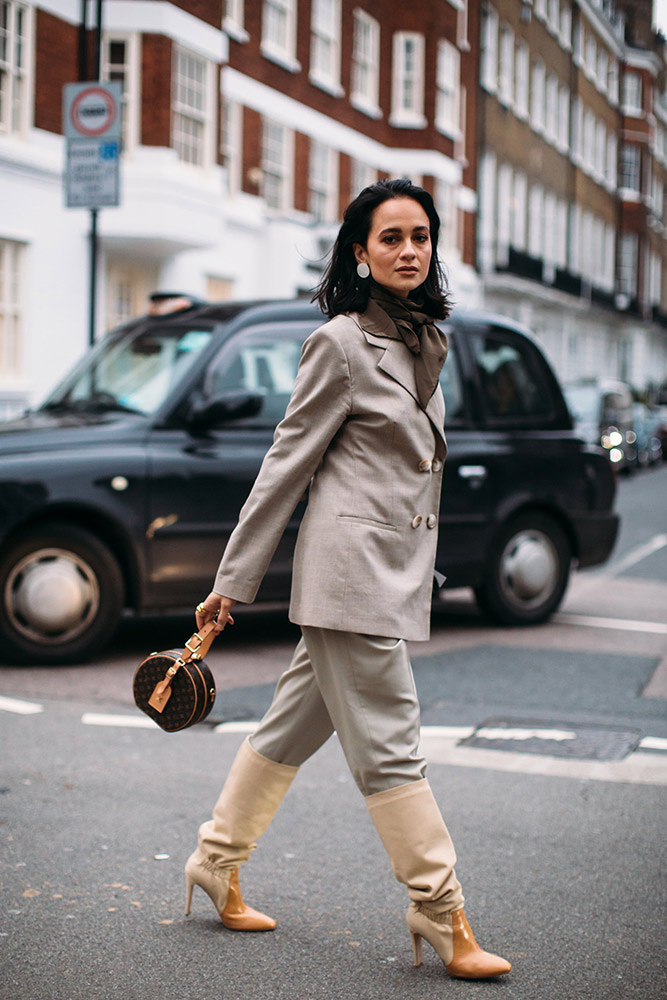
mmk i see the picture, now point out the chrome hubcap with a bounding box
[498,530,558,609]
[5,548,100,645]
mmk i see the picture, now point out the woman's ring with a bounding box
[196,602,207,614]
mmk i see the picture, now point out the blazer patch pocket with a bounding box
[336,514,397,532]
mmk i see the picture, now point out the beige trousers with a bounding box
[251,626,427,797]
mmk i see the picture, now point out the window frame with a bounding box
[390,31,426,128]
[350,8,381,118]
[308,139,339,224]
[309,0,342,95]
[171,45,216,168]
[261,0,300,73]
[101,32,141,154]
[0,237,23,379]
[0,0,33,137]
[436,38,461,137]
[261,118,294,213]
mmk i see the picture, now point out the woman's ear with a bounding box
[353,243,367,264]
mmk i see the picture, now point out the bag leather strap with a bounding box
[148,617,219,713]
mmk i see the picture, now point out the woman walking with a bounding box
[187,178,511,980]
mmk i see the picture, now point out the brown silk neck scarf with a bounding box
[368,282,448,410]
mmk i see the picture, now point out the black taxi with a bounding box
[0,296,619,663]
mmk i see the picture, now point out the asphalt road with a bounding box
[1,464,666,1000]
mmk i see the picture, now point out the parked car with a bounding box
[0,297,619,664]
[563,377,637,473]
[632,403,663,468]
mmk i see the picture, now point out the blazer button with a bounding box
[426,514,437,529]
[418,459,432,472]
[432,459,442,472]
[411,514,423,528]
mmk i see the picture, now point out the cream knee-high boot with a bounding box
[366,778,511,979]
[185,737,298,930]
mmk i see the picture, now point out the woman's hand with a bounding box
[195,592,235,633]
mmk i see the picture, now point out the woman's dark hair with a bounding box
[312,178,451,319]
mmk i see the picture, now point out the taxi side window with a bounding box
[204,324,307,427]
[438,334,466,426]
[472,328,552,424]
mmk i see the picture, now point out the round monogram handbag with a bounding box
[133,617,218,732]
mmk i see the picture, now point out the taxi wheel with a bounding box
[0,522,124,665]
[474,513,571,626]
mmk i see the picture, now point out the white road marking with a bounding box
[214,720,259,734]
[81,712,159,729]
[606,533,667,577]
[639,736,667,752]
[474,726,576,742]
[420,733,667,786]
[0,695,43,715]
[552,612,667,634]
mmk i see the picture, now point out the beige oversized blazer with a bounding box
[213,301,448,641]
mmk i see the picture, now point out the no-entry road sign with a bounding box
[63,81,122,208]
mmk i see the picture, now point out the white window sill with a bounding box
[389,111,427,130]
[621,105,645,119]
[350,95,383,120]
[223,18,250,44]
[481,80,498,95]
[309,72,345,98]
[260,42,301,74]
[435,122,462,142]
[618,188,641,202]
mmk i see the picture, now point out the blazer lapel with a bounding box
[354,306,447,449]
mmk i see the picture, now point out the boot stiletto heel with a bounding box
[410,931,423,967]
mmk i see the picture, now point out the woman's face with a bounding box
[354,196,432,298]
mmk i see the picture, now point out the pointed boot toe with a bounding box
[444,909,511,979]
[221,869,276,931]
[407,904,511,980]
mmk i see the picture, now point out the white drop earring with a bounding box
[356,261,370,279]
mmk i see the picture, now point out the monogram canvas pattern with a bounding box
[133,650,216,732]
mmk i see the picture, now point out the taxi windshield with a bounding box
[42,324,214,417]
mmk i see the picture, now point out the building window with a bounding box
[391,32,425,127]
[572,21,582,64]
[480,4,498,94]
[531,61,545,133]
[262,0,298,70]
[528,185,544,258]
[617,233,638,297]
[619,144,641,192]
[571,96,582,163]
[583,107,595,173]
[105,260,158,331]
[545,74,558,144]
[558,84,569,151]
[597,48,608,96]
[224,0,246,35]
[606,133,617,190]
[102,35,140,152]
[623,71,642,114]
[171,47,213,166]
[585,33,596,79]
[497,163,512,265]
[0,239,22,377]
[436,179,457,257]
[436,39,460,135]
[262,118,292,211]
[0,0,29,135]
[308,140,338,223]
[350,159,376,197]
[560,3,571,49]
[511,170,527,250]
[221,98,242,193]
[498,25,514,107]
[608,59,619,105]
[548,0,559,33]
[515,41,529,119]
[351,9,380,116]
[595,120,606,181]
[310,0,341,92]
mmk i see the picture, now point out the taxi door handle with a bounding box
[458,465,488,481]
